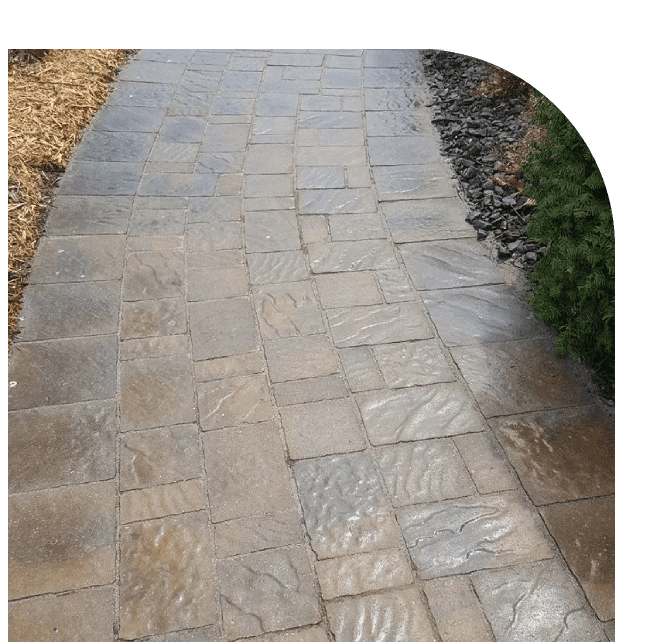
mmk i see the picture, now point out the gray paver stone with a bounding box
[264,335,339,382]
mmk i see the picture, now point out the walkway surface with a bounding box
[8,50,614,642]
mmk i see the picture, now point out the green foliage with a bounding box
[522,92,614,398]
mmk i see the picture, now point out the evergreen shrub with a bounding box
[521,92,614,399]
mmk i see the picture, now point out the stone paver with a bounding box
[9,49,612,641]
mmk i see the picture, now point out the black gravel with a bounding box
[420,50,548,271]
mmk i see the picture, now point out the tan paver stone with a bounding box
[376,438,476,506]
[186,221,242,251]
[265,335,339,382]
[246,625,330,641]
[328,212,386,241]
[254,281,325,339]
[315,548,413,600]
[186,265,248,300]
[299,215,329,244]
[345,165,372,187]
[194,351,264,382]
[120,511,217,640]
[197,374,274,430]
[200,123,250,152]
[372,339,456,387]
[120,424,201,490]
[245,173,294,197]
[541,496,615,621]
[424,577,494,642]
[280,398,365,459]
[375,268,416,302]
[8,586,115,642]
[245,211,301,253]
[186,248,243,268]
[247,251,310,284]
[472,559,607,641]
[9,400,116,493]
[326,588,438,642]
[120,354,195,432]
[338,346,385,392]
[217,545,320,639]
[489,405,615,504]
[145,625,222,641]
[604,621,615,641]
[308,240,397,273]
[273,374,348,406]
[315,271,383,308]
[214,511,306,558]
[121,334,190,360]
[397,491,552,578]
[123,250,185,300]
[121,479,205,523]
[356,382,486,445]
[8,335,118,410]
[215,172,243,196]
[121,298,187,338]
[245,144,294,174]
[9,480,116,599]
[453,431,518,493]
[204,422,296,522]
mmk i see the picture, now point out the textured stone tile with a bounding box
[199,123,250,151]
[120,353,196,431]
[186,221,242,251]
[218,545,320,639]
[159,116,207,142]
[247,251,309,284]
[18,281,120,340]
[135,195,189,210]
[8,336,117,410]
[364,50,421,67]
[273,374,348,406]
[365,109,428,136]
[204,422,296,522]
[376,438,476,506]
[315,271,383,308]
[121,334,189,360]
[138,172,218,197]
[472,560,607,641]
[293,453,402,559]
[327,302,433,347]
[129,209,187,236]
[127,235,184,252]
[186,265,248,300]
[298,111,362,128]
[168,89,216,116]
[120,511,217,640]
[382,197,473,242]
[375,268,416,302]
[58,161,143,195]
[373,164,458,201]
[489,406,614,504]
[118,60,186,83]
[190,50,231,66]
[368,136,442,166]
[268,52,323,66]
[120,424,201,490]
[604,621,615,641]
[244,195,295,211]
[400,239,506,290]
[296,146,367,167]
[326,588,437,641]
[265,335,339,382]
[246,625,330,641]
[45,194,132,235]
[372,339,456,387]
[188,196,242,222]
[29,235,125,283]
[121,479,205,523]
[346,165,372,188]
[397,491,552,578]
[254,281,325,338]
[298,188,375,214]
[299,215,329,244]
[107,80,176,107]
[245,211,301,252]
[245,144,294,174]
[296,166,346,189]
[323,67,362,89]
[541,497,615,621]
[451,339,591,417]
[317,128,365,146]
[424,577,494,642]
[73,129,155,162]
[255,92,299,116]
[121,298,187,338]
[338,346,385,392]
[453,431,518,493]
[187,249,243,269]
[363,66,421,88]
[197,374,273,430]
[245,173,294,197]
[189,297,259,360]
[8,586,115,642]
[123,250,185,300]
[309,240,397,273]
[364,88,423,111]
[356,383,485,446]
[194,351,264,382]
[328,212,386,241]
[150,141,200,162]
[9,481,116,599]
[180,68,222,92]
[145,625,222,642]
[215,511,305,558]
[280,398,365,459]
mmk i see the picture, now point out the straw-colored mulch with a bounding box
[8,49,135,344]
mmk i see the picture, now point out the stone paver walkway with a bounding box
[8,50,614,642]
